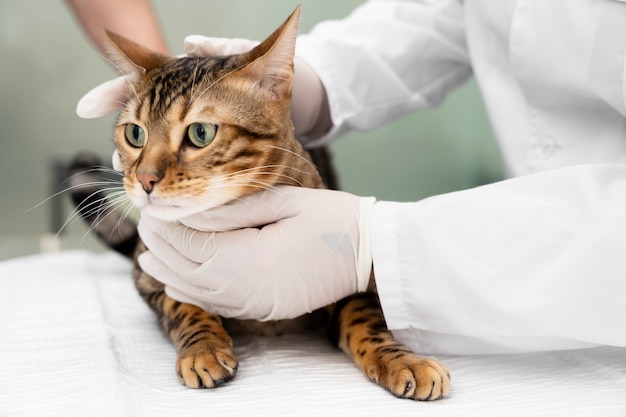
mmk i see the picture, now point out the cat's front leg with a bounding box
[330,293,451,400]
[132,246,238,388]
[162,296,239,388]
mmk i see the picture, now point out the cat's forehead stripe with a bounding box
[138,56,243,117]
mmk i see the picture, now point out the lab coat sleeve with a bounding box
[295,0,471,145]
[372,163,626,355]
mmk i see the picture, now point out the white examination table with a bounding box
[1,251,625,416]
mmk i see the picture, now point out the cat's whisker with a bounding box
[90,196,136,243]
[73,198,133,245]
[186,178,293,207]
[29,164,122,210]
[60,188,127,231]
[212,164,314,186]
[42,164,128,237]
[264,145,318,172]
[72,191,121,219]
[28,180,124,213]
[73,191,132,237]
[68,164,123,177]
[206,180,275,193]
[59,205,94,233]
[218,163,315,179]
[199,170,306,188]
[56,194,117,238]
[58,184,127,228]
[232,171,306,187]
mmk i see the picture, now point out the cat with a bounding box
[69,6,450,401]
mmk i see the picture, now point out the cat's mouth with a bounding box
[140,200,198,222]
[127,191,193,221]
[132,192,231,222]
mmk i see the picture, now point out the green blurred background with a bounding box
[0,0,502,258]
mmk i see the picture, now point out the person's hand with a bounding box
[76,35,329,140]
[137,186,376,321]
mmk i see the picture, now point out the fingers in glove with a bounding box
[139,216,262,266]
[138,251,214,308]
[181,186,301,232]
[76,75,135,118]
[139,251,192,289]
[184,35,259,57]
[138,218,204,272]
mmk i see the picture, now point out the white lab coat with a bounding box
[296,0,626,354]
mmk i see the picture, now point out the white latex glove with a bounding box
[76,35,329,139]
[137,186,376,321]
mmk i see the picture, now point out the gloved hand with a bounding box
[76,35,330,140]
[137,186,376,321]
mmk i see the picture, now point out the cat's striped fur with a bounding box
[70,7,449,400]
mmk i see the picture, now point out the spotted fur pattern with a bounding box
[71,7,449,400]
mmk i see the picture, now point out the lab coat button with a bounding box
[531,136,558,158]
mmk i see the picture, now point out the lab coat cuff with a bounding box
[356,197,376,292]
[370,201,412,330]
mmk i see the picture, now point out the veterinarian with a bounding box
[80,0,626,355]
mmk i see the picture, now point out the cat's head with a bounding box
[106,6,317,221]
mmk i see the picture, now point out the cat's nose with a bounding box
[137,170,162,194]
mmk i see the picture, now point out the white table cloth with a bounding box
[1,251,625,416]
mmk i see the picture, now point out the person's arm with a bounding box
[66,0,169,57]
[295,0,471,144]
[373,163,626,354]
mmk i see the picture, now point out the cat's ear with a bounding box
[241,6,301,100]
[104,30,171,75]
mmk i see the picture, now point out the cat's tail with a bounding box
[68,152,139,258]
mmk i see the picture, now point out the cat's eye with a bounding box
[187,123,217,148]
[125,124,145,148]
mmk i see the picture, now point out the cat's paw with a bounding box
[366,352,450,400]
[176,345,238,389]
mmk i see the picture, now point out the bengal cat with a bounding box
[70,6,450,400]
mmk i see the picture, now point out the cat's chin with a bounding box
[140,203,202,222]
